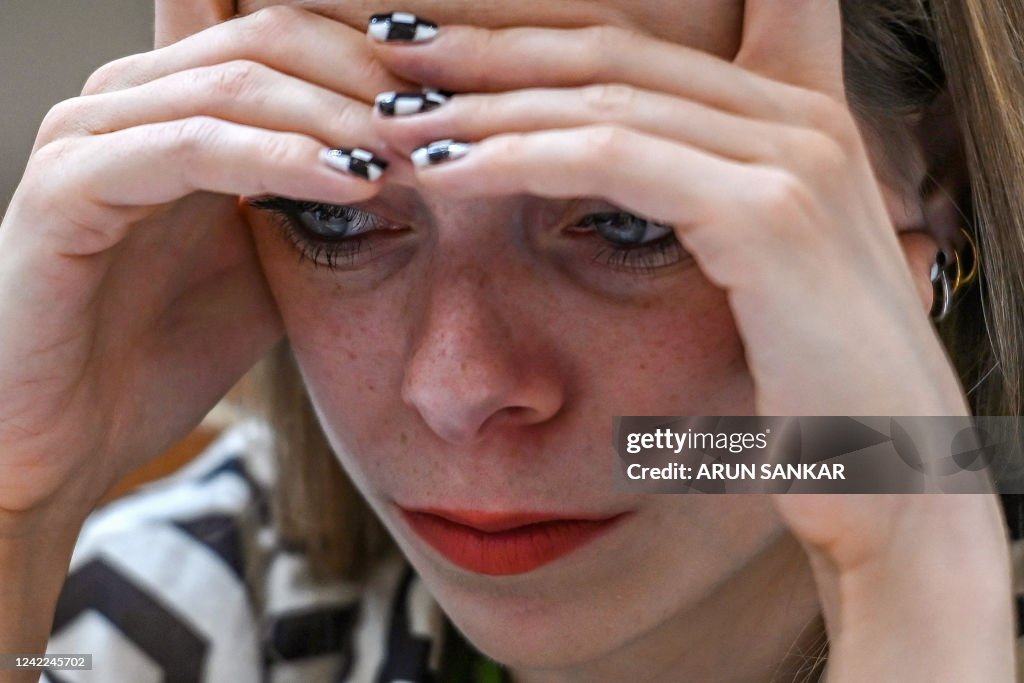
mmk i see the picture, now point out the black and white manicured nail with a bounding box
[376,89,450,116]
[411,140,473,168]
[368,12,439,42]
[321,148,389,182]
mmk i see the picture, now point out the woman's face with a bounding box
[246,0,934,677]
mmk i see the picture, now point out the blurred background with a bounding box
[1,2,153,203]
[1,2,251,502]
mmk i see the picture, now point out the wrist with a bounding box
[830,531,1014,682]
[0,507,87,678]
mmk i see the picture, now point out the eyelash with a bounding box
[251,197,390,271]
[250,198,686,274]
[592,237,685,274]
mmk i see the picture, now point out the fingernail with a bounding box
[376,89,450,116]
[321,148,389,182]
[411,140,473,168]
[368,12,439,43]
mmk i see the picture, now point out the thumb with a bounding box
[736,0,845,100]
[155,0,236,48]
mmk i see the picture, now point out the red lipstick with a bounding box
[399,507,627,576]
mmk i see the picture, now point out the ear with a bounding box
[897,90,970,316]
[898,230,941,315]
[917,91,970,252]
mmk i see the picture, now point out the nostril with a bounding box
[478,405,542,434]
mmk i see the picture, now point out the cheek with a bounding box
[285,296,409,462]
[572,273,754,417]
[251,225,409,468]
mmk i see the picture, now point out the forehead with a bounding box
[238,0,743,56]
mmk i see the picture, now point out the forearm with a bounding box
[0,511,84,683]
[832,571,1014,681]
[825,497,1016,682]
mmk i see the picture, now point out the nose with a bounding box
[401,262,565,445]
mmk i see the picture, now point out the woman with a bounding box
[1,0,1021,681]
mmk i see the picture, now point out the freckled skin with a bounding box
[244,1,921,680]
[252,191,809,680]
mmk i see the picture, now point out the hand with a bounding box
[368,3,965,419]
[0,2,404,525]
[365,3,1014,679]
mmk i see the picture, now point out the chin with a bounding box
[394,533,670,673]
[429,574,631,670]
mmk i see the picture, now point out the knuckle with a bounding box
[581,83,637,119]
[29,138,74,172]
[800,91,858,143]
[255,133,313,196]
[82,58,128,95]
[460,29,505,85]
[804,131,849,175]
[22,140,82,206]
[484,134,522,168]
[776,126,848,177]
[164,117,232,191]
[748,133,784,164]
[350,54,394,93]
[576,26,620,80]
[829,113,865,151]
[580,125,629,160]
[453,94,491,128]
[327,102,365,139]
[242,4,304,43]
[37,100,86,143]
[257,133,302,167]
[475,134,529,185]
[749,169,814,227]
[202,60,267,102]
[169,116,223,161]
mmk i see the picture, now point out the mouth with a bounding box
[397,506,630,576]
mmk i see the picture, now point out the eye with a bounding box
[249,197,406,271]
[569,211,688,274]
[294,202,381,239]
[577,212,675,247]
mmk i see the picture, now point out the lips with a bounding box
[398,507,627,576]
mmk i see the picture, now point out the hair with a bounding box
[246,0,1024,678]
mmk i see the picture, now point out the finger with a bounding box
[406,128,791,294]
[29,118,382,256]
[373,85,786,164]
[37,61,386,154]
[155,0,236,48]
[406,127,742,228]
[370,24,813,123]
[89,7,412,102]
[736,0,845,99]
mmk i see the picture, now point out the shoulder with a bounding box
[43,419,450,683]
[44,420,276,682]
[60,418,277,593]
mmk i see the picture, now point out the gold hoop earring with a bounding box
[953,227,979,291]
